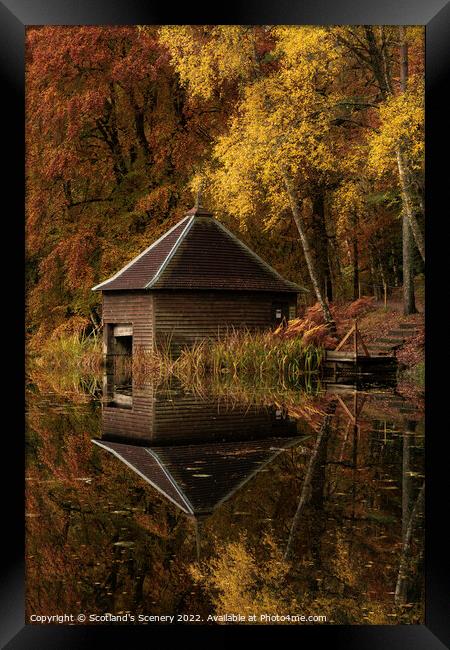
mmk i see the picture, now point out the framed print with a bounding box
[2,0,449,647]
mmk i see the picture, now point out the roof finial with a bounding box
[186,177,212,217]
[195,178,204,209]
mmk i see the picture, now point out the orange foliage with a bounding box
[342,296,377,319]
[274,317,338,349]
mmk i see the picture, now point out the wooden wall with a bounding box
[102,290,153,354]
[102,381,298,446]
[101,289,296,354]
[153,290,296,352]
[102,380,155,442]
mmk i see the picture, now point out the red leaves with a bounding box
[343,296,377,319]
[396,327,425,368]
[274,297,378,349]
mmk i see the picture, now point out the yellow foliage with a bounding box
[209,28,344,225]
[190,533,299,620]
[332,180,366,237]
[158,26,256,100]
[159,26,348,228]
[368,77,424,177]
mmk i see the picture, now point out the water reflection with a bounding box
[96,374,310,552]
[25,370,425,625]
[100,371,300,445]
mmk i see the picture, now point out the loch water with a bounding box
[25,370,424,625]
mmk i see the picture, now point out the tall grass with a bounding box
[29,325,324,392]
[31,330,103,372]
[27,331,103,400]
[153,328,324,388]
[179,374,329,429]
[27,362,103,402]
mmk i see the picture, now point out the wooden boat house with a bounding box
[92,201,304,355]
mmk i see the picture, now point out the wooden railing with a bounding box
[334,319,371,357]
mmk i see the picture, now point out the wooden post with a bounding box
[357,330,371,357]
[103,322,115,359]
[337,395,356,423]
[384,283,387,310]
[103,321,109,355]
[353,319,358,357]
[335,322,356,351]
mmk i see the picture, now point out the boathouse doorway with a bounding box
[105,323,133,356]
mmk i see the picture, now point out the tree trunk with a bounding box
[397,26,425,264]
[399,26,420,315]
[282,169,335,327]
[364,27,393,96]
[403,212,418,315]
[369,251,380,300]
[391,246,400,287]
[378,259,388,308]
[396,150,425,262]
[284,405,336,560]
[328,231,343,299]
[311,192,333,302]
[395,482,425,605]
[351,28,425,264]
[352,213,359,301]
[402,425,412,540]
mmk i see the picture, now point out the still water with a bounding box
[26,372,424,625]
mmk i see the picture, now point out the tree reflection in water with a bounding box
[25,371,424,624]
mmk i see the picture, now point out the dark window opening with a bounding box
[108,323,133,356]
[114,334,132,356]
[105,323,133,356]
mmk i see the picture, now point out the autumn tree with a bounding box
[332,26,424,314]
[164,27,346,325]
[26,26,226,345]
[26,26,425,343]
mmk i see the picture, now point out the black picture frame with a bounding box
[3,1,449,647]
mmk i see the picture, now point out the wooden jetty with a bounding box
[324,320,397,377]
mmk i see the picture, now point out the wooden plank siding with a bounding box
[152,395,290,444]
[102,291,153,354]
[102,381,155,442]
[102,289,296,355]
[102,382,298,446]
[153,290,296,353]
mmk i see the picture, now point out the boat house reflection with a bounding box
[93,374,307,518]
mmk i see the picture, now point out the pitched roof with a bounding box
[92,206,303,292]
[93,437,305,516]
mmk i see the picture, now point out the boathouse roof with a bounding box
[92,204,303,293]
[93,437,302,516]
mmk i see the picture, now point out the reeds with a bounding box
[26,363,103,402]
[135,328,324,388]
[27,330,103,400]
[30,330,103,372]
[27,335,101,401]
[29,323,325,391]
